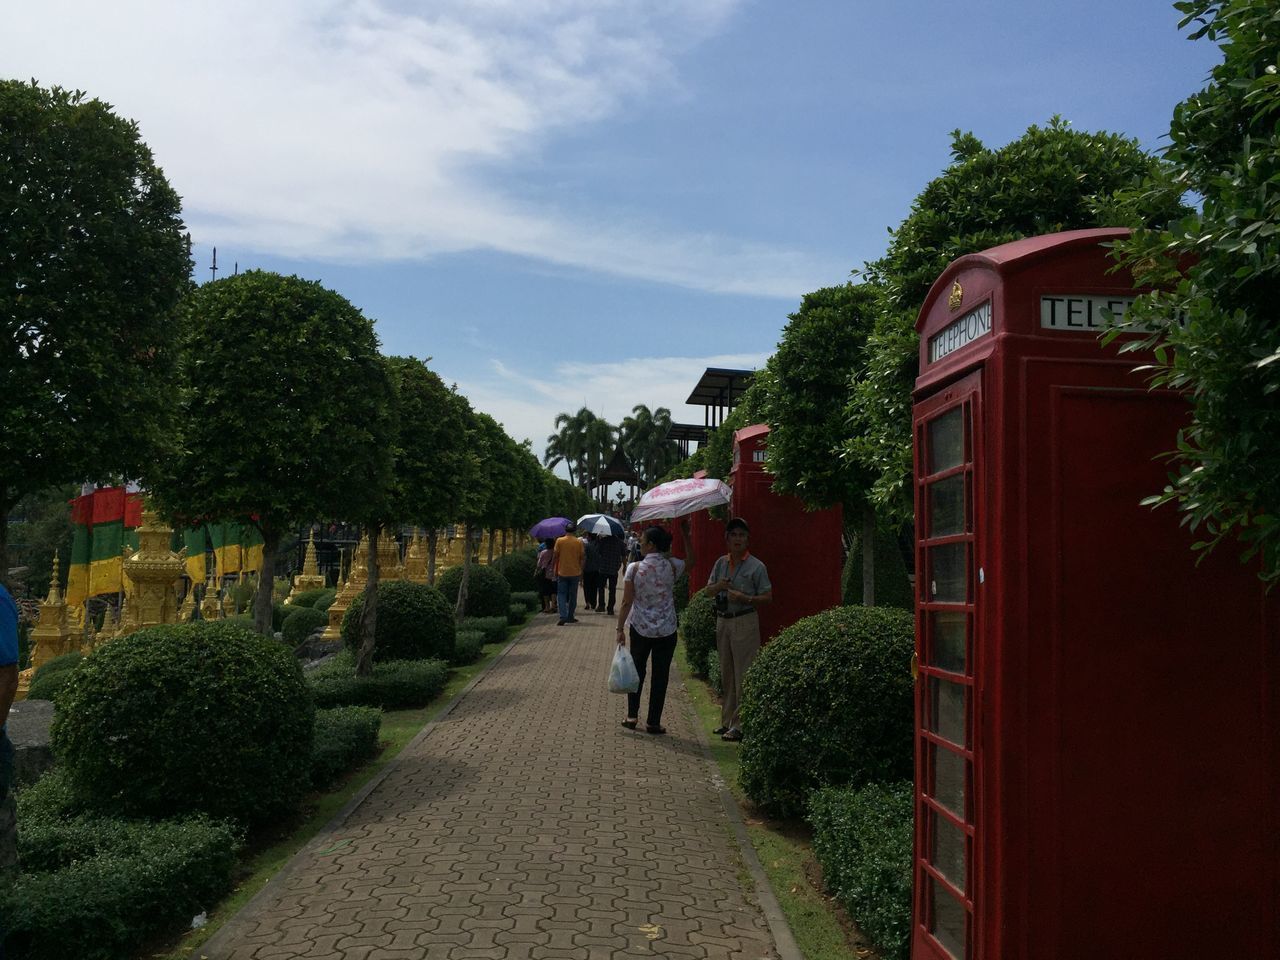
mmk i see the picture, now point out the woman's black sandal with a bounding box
[645,724,666,735]
[621,719,638,730]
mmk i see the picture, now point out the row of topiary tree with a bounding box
[656,2,1279,590]
[4,542,546,959]
[1,78,596,669]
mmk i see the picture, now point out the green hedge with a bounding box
[26,652,84,703]
[679,592,717,678]
[507,603,527,625]
[809,781,914,960]
[705,649,724,698]
[308,650,450,709]
[1,812,240,960]
[738,605,914,818]
[673,570,691,615]
[436,563,512,617]
[451,630,484,665]
[459,616,507,645]
[492,546,540,593]
[510,590,539,612]
[341,579,455,663]
[291,587,336,611]
[841,526,913,610]
[310,706,382,788]
[51,620,314,828]
[282,605,330,646]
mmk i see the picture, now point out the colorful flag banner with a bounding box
[86,487,143,596]
[63,493,94,608]
[184,527,207,583]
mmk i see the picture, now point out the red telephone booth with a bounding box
[911,229,1277,960]
[729,424,843,641]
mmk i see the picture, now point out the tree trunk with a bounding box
[487,528,495,563]
[253,526,279,635]
[501,529,508,556]
[356,525,380,676]
[455,523,472,623]
[861,504,876,608]
[427,528,438,586]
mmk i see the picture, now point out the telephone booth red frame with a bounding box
[911,229,1277,960]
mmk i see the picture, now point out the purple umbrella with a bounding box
[529,516,572,540]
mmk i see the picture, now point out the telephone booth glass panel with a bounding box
[915,379,979,960]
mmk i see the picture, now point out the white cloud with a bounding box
[452,351,769,462]
[1,0,838,297]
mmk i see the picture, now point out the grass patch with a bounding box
[676,643,877,960]
[157,630,523,960]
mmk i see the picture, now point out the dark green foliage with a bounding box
[492,547,541,593]
[341,579,455,663]
[510,590,539,612]
[507,603,526,625]
[673,570,690,615]
[272,601,287,633]
[0,812,240,960]
[291,587,336,611]
[310,706,382,788]
[282,605,330,646]
[841,527,913,610]
[809,781,914,960]
[436,563,512,617]
[15,767,80,823]
[845,119,1189,523]
[459,616,507,645]
[1109,0,1280,581]
[0,81,191,580]
[308,650,450,709]
[679,592,717,678]
[26,652,82,703]
[705,649,724,698]
[50,620,314,827]
[451,630,484,665]
[738,606,914,818]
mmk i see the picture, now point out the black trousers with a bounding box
[582,571,601,608]
[626,628,678,726]
[601,572,618,613]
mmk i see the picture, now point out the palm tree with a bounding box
[544,407,616,490]
[620,404,680,486]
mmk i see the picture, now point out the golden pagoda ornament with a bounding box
[376,527,404,582]
[119,508,186,634]
[287,529,326,602]
[404,528,428,584]
[321,547,358,641]
[15,553,76,700]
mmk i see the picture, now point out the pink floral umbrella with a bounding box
[630,478,731,523]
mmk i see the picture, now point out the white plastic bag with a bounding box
[609,644,640,694]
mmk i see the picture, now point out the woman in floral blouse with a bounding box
[614,519,693,734]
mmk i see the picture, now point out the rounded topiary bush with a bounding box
[738,605,914,818]
[436,563,512,618]
[282,605,330,646]
[50,620,314,827]
[340,579,455,663]
[679,592,717,678]
[492,546,540,593]
[291,587,336,611]
[26,651,84,703]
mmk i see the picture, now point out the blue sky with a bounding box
[4,1,1221,471]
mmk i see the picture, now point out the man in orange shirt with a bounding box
[552,521,586,625]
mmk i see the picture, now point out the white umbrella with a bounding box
[577,513,624,537]
[630,478,731,522]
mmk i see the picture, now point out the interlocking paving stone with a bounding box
[199,610,780,959]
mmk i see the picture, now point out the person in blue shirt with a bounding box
[0,580,21,880]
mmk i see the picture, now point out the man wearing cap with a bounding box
[552,521,585,626]
[699,517,771,742]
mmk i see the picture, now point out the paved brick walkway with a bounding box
[198,609,783,960]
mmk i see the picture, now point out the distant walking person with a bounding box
[535,539,557,613]
[582,534,603,611]
[553,522,585,625]
[615,521,693,734]
[595,532,625,615]
[699,518,771,742]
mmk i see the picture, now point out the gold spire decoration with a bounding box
[287,529,326,602]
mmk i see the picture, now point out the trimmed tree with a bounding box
[150,270,394,636]
[0,80,191,581]
[844,119,1189,524]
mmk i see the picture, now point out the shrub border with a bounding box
[190,620,528,958]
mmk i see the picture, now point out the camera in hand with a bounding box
[714,592,729,614]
